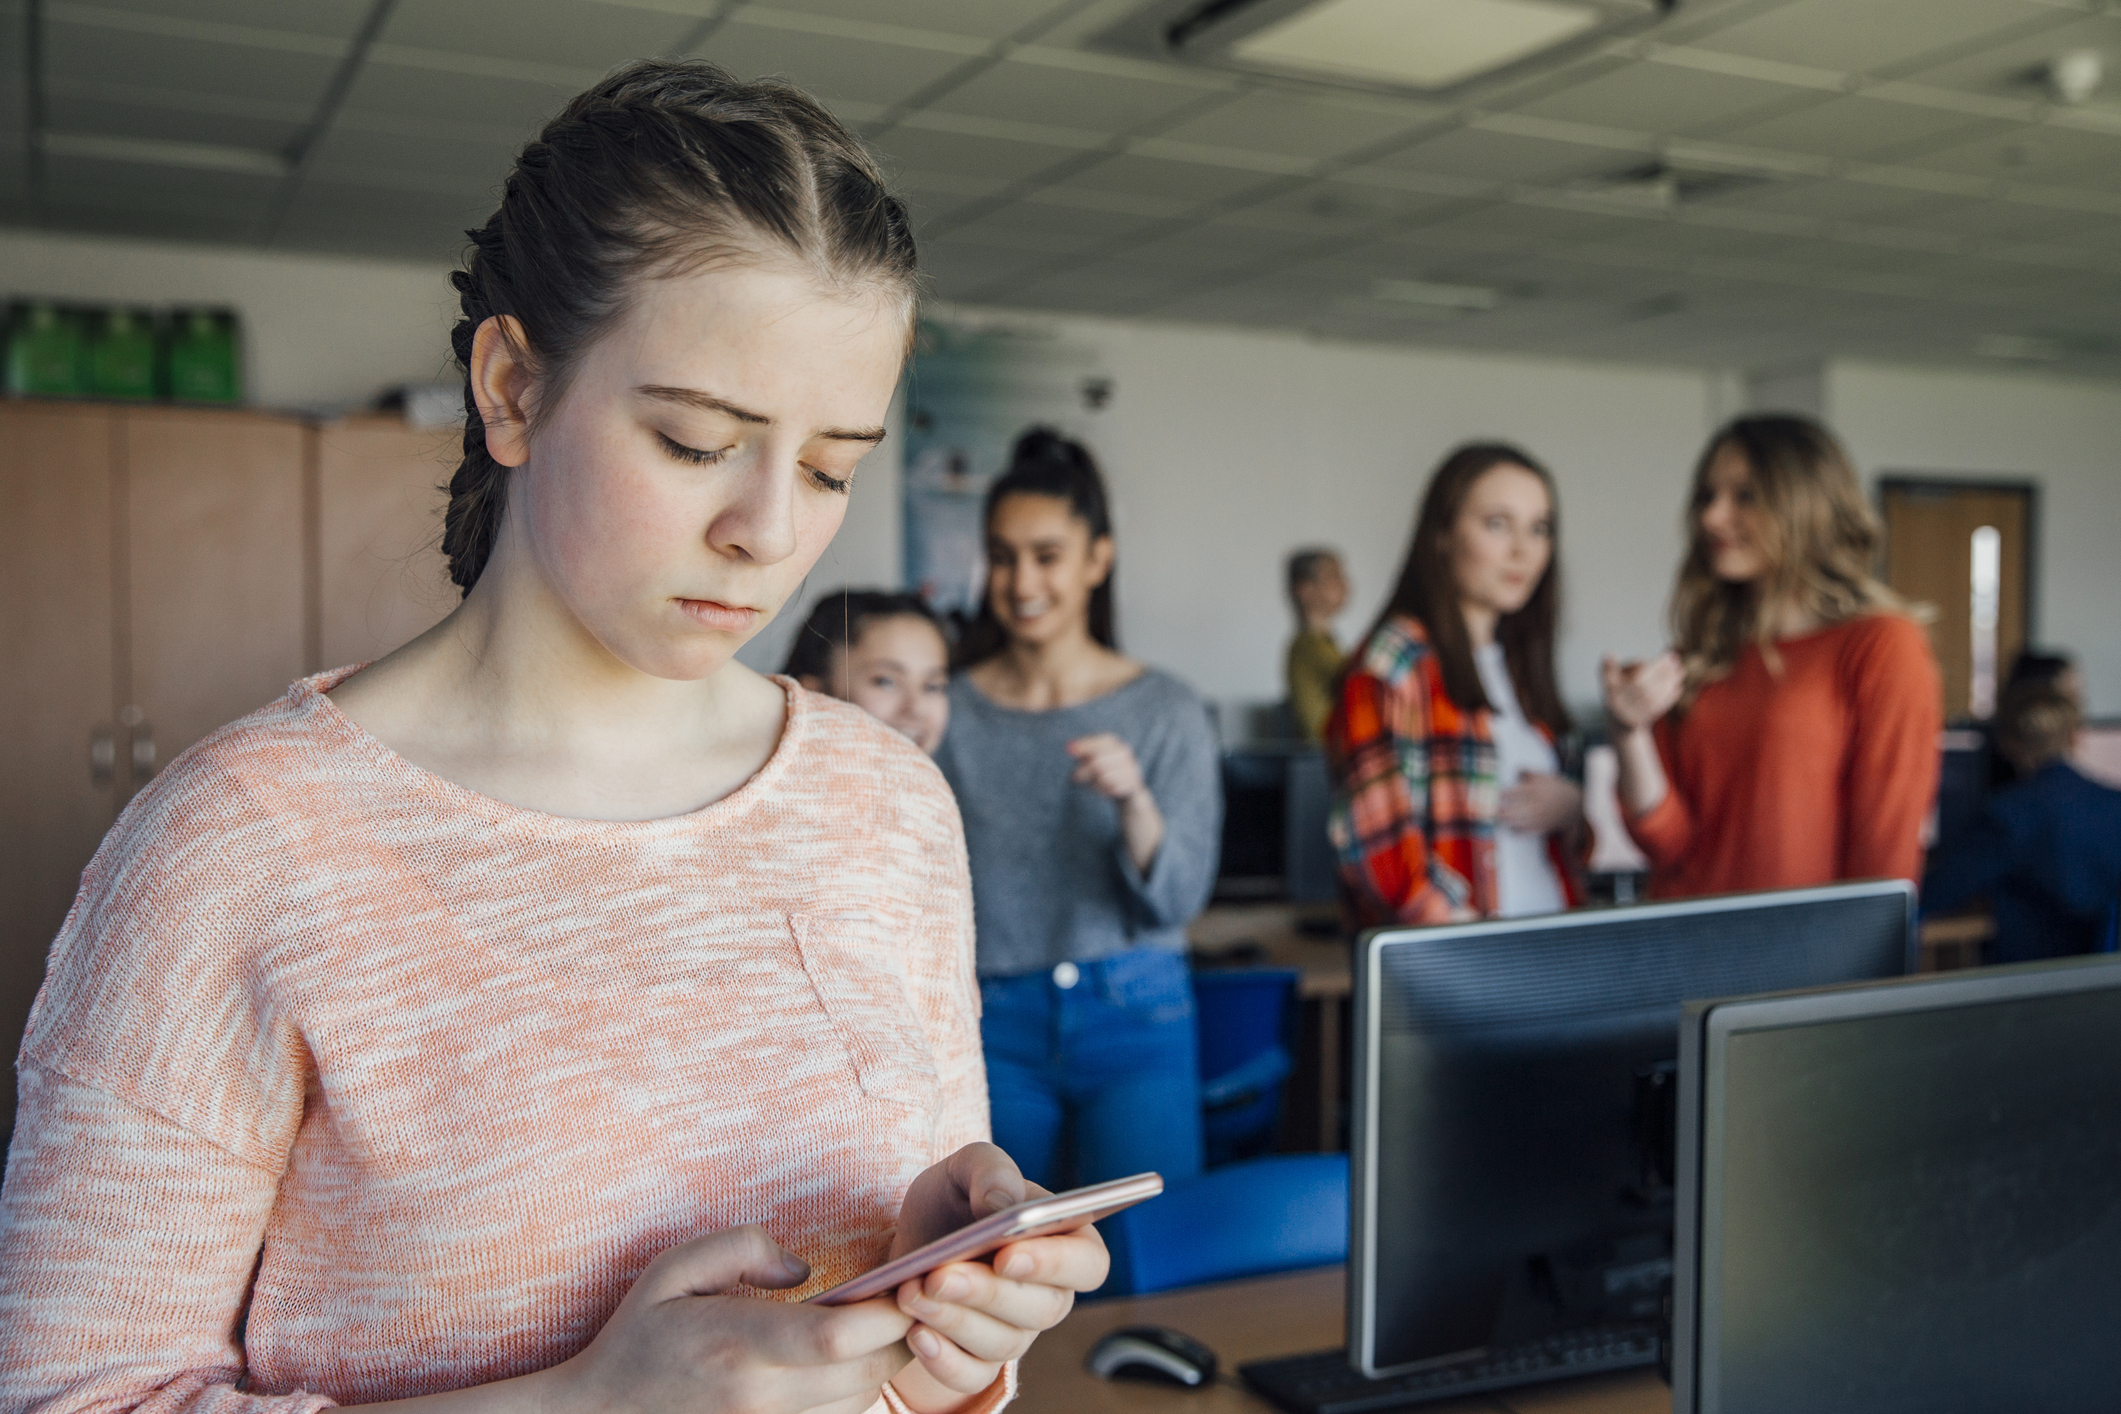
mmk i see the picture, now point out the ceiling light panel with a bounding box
[1233,0,1601,90]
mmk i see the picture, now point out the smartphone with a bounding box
[807,1171,1163,1306]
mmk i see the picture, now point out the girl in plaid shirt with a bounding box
[1325,444,1587,927]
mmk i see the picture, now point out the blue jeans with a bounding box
[980,947,1205,1190]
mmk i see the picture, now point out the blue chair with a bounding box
[1193,967,1301,1167]
[1096,1152,1348,1298]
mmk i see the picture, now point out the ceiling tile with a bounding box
[997,260,1193,314]
[143,0,375,39]
[1897,12,2121,96]
[940,199,1163,258]
[871,124,1088,185]
[924,57,1214,134]
[339,58,577,133]
[1367,126,1619,187]
[1687,0,2060,77]
[916,237,1053,295]
[1126,218,1343,272]
[43,21,340,110]
[276,180,494,261]
[692,25,979,109]
[381,0,689,70]
[1517,60,1801,135]
[43,95,303,155]
[1899,125,2121,189]
[1688,176,1939,224]
[1151,90,1438,162]
[751,0,1079,42]
[1048,151,1285,207]
[1710,94,2012,162]
[304,128,517,192]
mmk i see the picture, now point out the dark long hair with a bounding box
[441,59,920,595]
[781,588,944,682]
[952,428,1118,670]
[1359,442,1570,735]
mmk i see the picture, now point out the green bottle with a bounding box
[5,301,91,397]
[89,306,160,400]
[166,308,242,403]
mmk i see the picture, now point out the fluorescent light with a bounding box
[1372,278,1502,309]
[1230,0,1603,90]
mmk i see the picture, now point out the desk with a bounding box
[1189,904,1351,1149]
[1016,1266,1668,1414]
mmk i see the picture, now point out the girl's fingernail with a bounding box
[911,1328,942,1359]
[935,1271,970,1301]
[780,1254,810,1281]
[999,1252,1030,1278]
[981,1187,1016,1214]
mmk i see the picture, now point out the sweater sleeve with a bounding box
[1620,719,1694,869]
[1325,668,1466,925]
[1114,690,1223,933]
[0,1066,329,1414]
[1840,617,1943,884]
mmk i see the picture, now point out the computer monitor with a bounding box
[1672,955,2121,1414]
[1348,881,1915,1382]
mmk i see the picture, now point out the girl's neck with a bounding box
[1754,586,1822,641]
[975,624,1135,711]
[1461,600,1500,650]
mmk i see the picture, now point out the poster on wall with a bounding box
[902,318,1110,632]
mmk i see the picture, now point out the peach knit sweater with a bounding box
[0,670,1009,1414]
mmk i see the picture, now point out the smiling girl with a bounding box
[0,62,1099,1414]
[934,429,1221,1192]
[1326,443,1584,926]
[784,591,952,755]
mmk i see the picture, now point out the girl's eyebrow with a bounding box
[636,384,886,444]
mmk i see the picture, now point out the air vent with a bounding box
[1095,0,1673,99]
[1574,160,1773,208]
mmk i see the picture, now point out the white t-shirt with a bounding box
[1474,643,1566,918]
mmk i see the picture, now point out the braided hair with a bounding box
[442,60,920,595]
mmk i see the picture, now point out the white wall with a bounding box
[2,228,458,411]
[916,308,1722,721]
[1826,359,2121,714]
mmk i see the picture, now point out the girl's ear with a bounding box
[1086,533,1116,589]
[470,315,537,468]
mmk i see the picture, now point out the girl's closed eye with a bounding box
[657,430,729,465]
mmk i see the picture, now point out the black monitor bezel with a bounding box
[1350,879,1916,1380]
[1670,952,2121,1414]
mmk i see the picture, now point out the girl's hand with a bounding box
[542,1225,913,1414]
[1601,652,1685,734]
[1498,772,1583,834]
[887,1145,1109,1412]
[1065,733,1145,803]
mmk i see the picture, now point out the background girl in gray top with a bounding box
[936,428,1222,1189]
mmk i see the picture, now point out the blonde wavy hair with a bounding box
[1671,414,1918,697]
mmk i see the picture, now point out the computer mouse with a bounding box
[1085,1324,1219,1387]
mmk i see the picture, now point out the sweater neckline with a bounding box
[954,665,1156,719]
[294,664,806,838]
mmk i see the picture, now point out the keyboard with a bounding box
[1239,1324,1660,1414]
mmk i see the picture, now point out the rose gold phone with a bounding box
[808,1171,1163,1306]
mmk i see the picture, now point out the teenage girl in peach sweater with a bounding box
[0,62,1101,1414]
[1603,414,1941,897]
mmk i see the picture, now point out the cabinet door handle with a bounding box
[130,724,157,779]
[90,728,117,788]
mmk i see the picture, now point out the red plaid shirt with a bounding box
[1324,614,1583,927]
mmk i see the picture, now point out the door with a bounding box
[0,402,121,1146]
[1879,479,2034,721]
[122,407,308,775]
[315,417,458,670]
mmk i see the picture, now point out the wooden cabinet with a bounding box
[315,417,457,669]
[0,402,455,1147]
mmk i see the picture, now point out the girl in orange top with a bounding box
[1603,415,1942,897]
[0,61,1099,1414]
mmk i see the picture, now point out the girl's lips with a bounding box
[677,598,759,632]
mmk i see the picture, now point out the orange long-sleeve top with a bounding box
[0,670,1010,1414]
[1623,614,1942,898]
